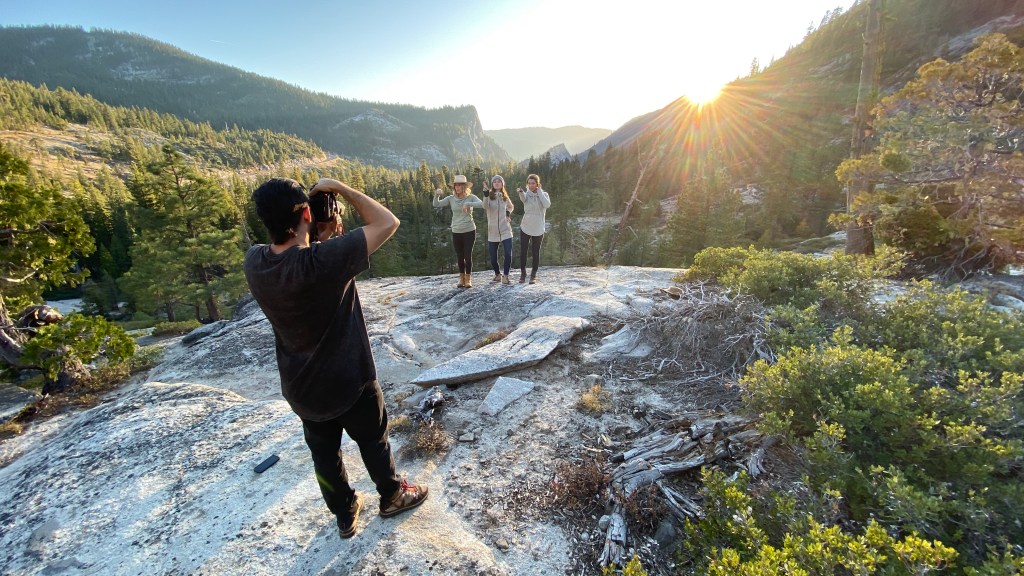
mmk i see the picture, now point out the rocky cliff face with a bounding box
[0,266,697,575]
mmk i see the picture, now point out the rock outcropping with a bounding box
[0,266,685,575]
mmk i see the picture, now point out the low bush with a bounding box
[677,246,1024,573]
[151,319,202,337]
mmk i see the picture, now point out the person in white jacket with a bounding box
[516,173,551,284]
[482,175,515,285]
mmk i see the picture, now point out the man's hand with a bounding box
[313,178,398,256]
[316,214,341,241]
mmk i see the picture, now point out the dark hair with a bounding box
[251,178,309,244]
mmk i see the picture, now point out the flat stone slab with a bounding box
[479,377,536,416]
[0,384,40,422]
[411,315,590,387]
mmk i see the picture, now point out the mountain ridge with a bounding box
[0,25,511,169]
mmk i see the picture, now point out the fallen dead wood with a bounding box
[626,282,774,380]
[597,507,627,568]
[595,411,777,569]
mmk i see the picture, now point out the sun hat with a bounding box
[451,174,471,187]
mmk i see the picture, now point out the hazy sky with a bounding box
[1,0,855,130]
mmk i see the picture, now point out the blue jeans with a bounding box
[488,238,513,276]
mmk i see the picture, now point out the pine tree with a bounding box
[121,145,245,321]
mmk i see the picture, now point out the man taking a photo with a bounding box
[244,177,428,539]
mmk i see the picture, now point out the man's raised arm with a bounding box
[312,178,399,255]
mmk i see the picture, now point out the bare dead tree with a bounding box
[845,0,883,255]
[604,139,658,263]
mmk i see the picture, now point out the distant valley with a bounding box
[485,125,613,161]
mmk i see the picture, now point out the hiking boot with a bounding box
[457,273,467,288]
[379,480,429,518]
[493,273,502,282]
[519,271,527,284]
[464,273,473,288]
[337,494,363,539]
[529,272,537,284]
[501,274,511,285]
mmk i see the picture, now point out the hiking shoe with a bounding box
[529,273,537,284]
[501,274,511,285]
[519,271,527,284]
[337,495,363,539]
[493,273,502,282]
[379,480,429,518]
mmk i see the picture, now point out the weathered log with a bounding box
[728,428,762,447]
[597,509,627,568]
[746,437,776,478]
[612,457,649,479]
[653,451,707,475]
[622,469,664,497]
[658,482,702,520]
[690,414,753,439]
[627,435,695,464]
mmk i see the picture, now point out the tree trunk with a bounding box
[846,0,882,255]
[165,302,176,322]
[604,142,654,263]
[0,295,27,368]
[205,293,221,322]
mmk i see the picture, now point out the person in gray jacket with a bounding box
[433,174,483,288]
[517,173,551,284]
[482,175,515,285]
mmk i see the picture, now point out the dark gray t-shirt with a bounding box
[243,229,374,421]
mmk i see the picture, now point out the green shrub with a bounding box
[151,319,202,337]
[22,313,136,380]
[684,469,959,576]
[684,246,900,310]
[679,246,1024,572]
[857,281,1024,377]
[740,334,1024,563]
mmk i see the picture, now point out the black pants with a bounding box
[520,231,544,275]
[300,380,401,521]
[452,230,476,274]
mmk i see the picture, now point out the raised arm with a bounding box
[432,188,450,208]
[312,178,399,256]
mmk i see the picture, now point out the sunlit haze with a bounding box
[1,0,855,130]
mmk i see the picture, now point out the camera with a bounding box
[307,188,345,242]
[308,189,340,222]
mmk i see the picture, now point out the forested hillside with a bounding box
[0,25,510,168]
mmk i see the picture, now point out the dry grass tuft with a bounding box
[620,484,669,536]
[388,414,413,433]
[548,458,607,511]
[474,327,512,349]
[409,420,452,456]
[578,384,611,413]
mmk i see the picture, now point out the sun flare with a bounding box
[685,83,724,106]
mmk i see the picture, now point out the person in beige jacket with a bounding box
[482,175,515,284]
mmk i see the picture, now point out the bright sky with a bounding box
[0,0,855,130]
